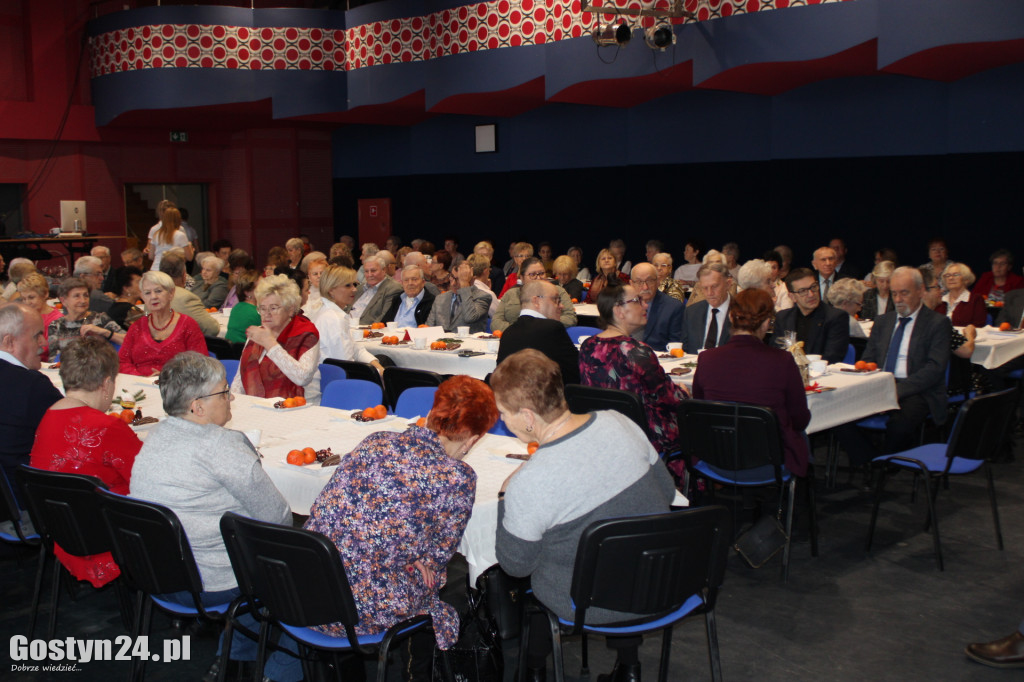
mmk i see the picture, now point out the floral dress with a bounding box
[578,335,686,454]
[304,427,476,649]
[47,312,124,359]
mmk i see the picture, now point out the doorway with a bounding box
[124,184,208,251]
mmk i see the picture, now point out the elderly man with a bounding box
[74,255,114,313]
[830,238,861,281]
[121,247,145,271]
[376,249,398,282]
[840,266,952,465]
[356,242,380,285]
[352,255,403,325]
[91,245,117,293]
[466,253,499,317]
[158,252,219,337]
[2,258,36,300]
[812,246,839,300]
[631,262,684,352]
[772,267,849,364]
[681,263,732,354]
[0,304,62,505]
[382,265,435,327]
[497,280,580,384]
[401,252,441,296]
[426,261,491,333]
[652,253,685,303]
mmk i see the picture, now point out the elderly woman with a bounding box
[492,257,577,332]
[29,337,142,587]
[737,259,776,303]
[225,271,262,344]
[106,266,144,330]
[585,248,630,303]
[17,272,62,360]
[231,274,321,404]
[118,271,207,376]
[651,252,686,303]
[920,269,979,397]
[190,256,229,309]
[493,349,675,681]
[299,376,497,678]
[145,206,193,272]
[312,265,383,371]
[973,249,1024,303]
[920,238,949,282]
[284,237,305,271]
[609,238,632,276]
[499,242,535,298]
[47,277,126,359]
[937,262,987,327]
[692,289,812,478]
[861,260,895,320]
[3,258,36,300]
[827,277,869,339]
[130,352,291,672]
[567,245,590,283]
[579,285,687,454]
[551,255,584,302]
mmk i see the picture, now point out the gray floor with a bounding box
[3,435,1022,681]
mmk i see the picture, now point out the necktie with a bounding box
[704,308,719,349]
[883,316,912,374]
[823,277,832,298]
[450,292,460,323]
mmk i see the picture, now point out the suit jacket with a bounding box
[860,287,892,321]
[496,314,580,384]
[492,286,577,332]
[426,285,491,333]
[996,289,1024,329]
[862,305,952,424]
[90,288,113,314]
[382,290,436,326]
[357,278,404,325]
[0,358,63,492]
[171,286,220,337]
[680,299,732,354]
[834,262,862,282]
[101,268,117,294]
[773,303,850,364]
[642,290,685,351]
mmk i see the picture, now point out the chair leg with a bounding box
[27,548,47,639]
[658,625,673,682]
[919,474,944,571]
[804,469,819,558]
[256,614,272,682]
[546,611,565,682]
[780,479,796,582]
[437,647,455,682]
[865,465,889,553]
[987,465,1004,550]
[580,632,589,677]
[705,610,723,682]
[517,608,531,682]
[46,557,62,640]
[133,597,153,682]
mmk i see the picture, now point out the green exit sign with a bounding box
[170,131,189,143]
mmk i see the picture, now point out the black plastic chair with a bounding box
[383,366,444,410]
[0,466,38,546]
[15,466,115,640]
[323,358,385,394]
[220,511,452,682]
[677,400,819,582]
[95,488,237,682]
[563,384,651,440]
[205,335,243,360]
[866,387,1018,571]
[520,506,732,682]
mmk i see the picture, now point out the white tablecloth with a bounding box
[359,333,499,379]
[574,303,599,321]
[968,326,1024,370]
[211,311,230,338]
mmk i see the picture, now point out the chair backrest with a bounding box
[677,400,785,478]
[323,359,384,390]
[393,386,438,419]
[383,367,444,409]
[569,506,732,630]
[944,387,1019,464]
[15,466,109,556]
[205,336,242,360]
[566,326,602,344]
[0,467,37,544]
[219,512,365,649]
[95,488,206,599]
[220,359,240,385]
[488,418,515,437]
[843,344,856,365]
[563,384,651,438]
[321,379,384,411]
[318,363,347,390]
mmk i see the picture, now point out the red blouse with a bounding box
[118,314,209,376]
[29,406,142,587]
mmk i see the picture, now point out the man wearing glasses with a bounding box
[681,263,732,354]
[630,263,683,351]
[73,255,114,314]
[772,267,849,364]
[496,280,580,384]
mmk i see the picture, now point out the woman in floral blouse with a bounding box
[579,284,688,454]
[302,375,498,678]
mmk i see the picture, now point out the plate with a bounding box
[250,401,312,412]
[839,368,881,375]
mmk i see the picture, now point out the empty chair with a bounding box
[563,384,650,439]
[321,379,384,411]
[566,325,602,344]
[383,366,444,409]
[393,386,438,419]
[205,335,243,360]
[219,359,240,385]
[318,362,346,390]
[323,358,384,392]
[866,387,1018,571]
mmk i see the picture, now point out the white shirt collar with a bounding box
[942,289,970,307]
[0,349,27,369]
[519,308,546,320]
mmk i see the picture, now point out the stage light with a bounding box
[592,21,632,47]
[644,22,675,51]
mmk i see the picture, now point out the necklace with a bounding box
[149,311,175,331]
[540,411,574,445]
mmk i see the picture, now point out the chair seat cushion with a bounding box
[558,593,705,634]
[694,461,790,486]
[279,619,427,650]
[151,595,231,616]
[856,414,890,430]
[872,444,984,475]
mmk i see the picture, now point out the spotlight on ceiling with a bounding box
[644,22,675,51]
[592,21,632,47]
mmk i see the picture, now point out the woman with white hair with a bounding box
[190,256,229,309]
[737,259,776,302]
[231,274,321,404]
[827,278,869,339]
[119,270,208,376]
[937,262,987,327]
[861,260,895,320]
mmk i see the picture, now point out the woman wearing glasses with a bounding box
[578,284,687,454]
[118,271,208,376]
[936,262,987,327]
[231,274,321,404]
[491,257,577,332]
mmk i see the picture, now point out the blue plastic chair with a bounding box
[318,363,347,390]
[566,326,602,344]
[321,379,384,411]
[843,344,856,365]
[488,418,515,437]
[393,386,438,419]
[219,359,239,385]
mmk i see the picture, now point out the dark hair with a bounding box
[211,239,232,252]
[426,375,498,441]
[329,253,355,269]
[927,237,947,249]
[432,250,452,269]
[113,266,143,297]
[729,289,775,333]
[876,247,899,265]
[225,249,252,271]
[785,267,817,291]
[518,256,542,278]
[686,239,706,258]
[235,270,260,298]
[274,265,307,291]
[490,349,567,422]
[595,281,628,325]
[159,251,186,279]
[990,249,1014,266]
[762,250,783,268]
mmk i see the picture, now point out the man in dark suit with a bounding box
[426,261,491,333]
[985,287,1024,390]
[681,263,732,354]
[382,265,436,327]
[773,267,850,364]
[830,238,862,282]
[630,263,684,351]
[840,266,952,464]
[496,280,580,384]
[0,304,63,511]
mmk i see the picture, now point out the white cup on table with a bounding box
[666,342,682,353]
[457,326,470,338]
[386,321,398,331]
[486,339,499,353]
[809,359,828,377]
[413,337,427,350]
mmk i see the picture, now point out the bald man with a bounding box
[631,262,684,351]
[496,280,579,384]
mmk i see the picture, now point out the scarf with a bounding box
[239,313,318,399]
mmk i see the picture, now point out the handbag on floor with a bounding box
[432,567,508,682]
[734,489,788,568]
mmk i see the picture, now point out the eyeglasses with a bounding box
[631,278,659,287]
[534,295,561,303]
[196,388,230,400]
[523,271,546,280]
[257,305,284,315]
[616,296,642,306]
[943,273,962,279]
[792,286,818,296]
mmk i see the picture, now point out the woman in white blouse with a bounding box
[313,265,384,374]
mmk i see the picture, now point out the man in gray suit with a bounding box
[426,261,491,333]
[680,263,732,354]
[352,255,403,325]
[158,251,219,337]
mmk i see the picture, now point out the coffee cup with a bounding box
[457,326,470,338]
[413,337,427,350]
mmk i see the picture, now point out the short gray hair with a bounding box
[871,260,896,280]
[826,278,867,307]
[702,249,726,266]
[401,264,424,281]
[892,266,924,289]
[941,261,976,287]
[91,245,111,258]
[159,251,186,279]
[73,255,102,276]
[255,274,301,315]
[201,256,225,272]
[159,351,226,417]
[7,259,36,283]
[286,237,304,251]
[58,277,89,299]
[141,270,175,292]
[737,259,772,291]
[0,303,31,342]
[300,251,327,273]
[366,254,387,271]
[697,262,730,280]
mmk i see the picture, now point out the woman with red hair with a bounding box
[299,375,498,679]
